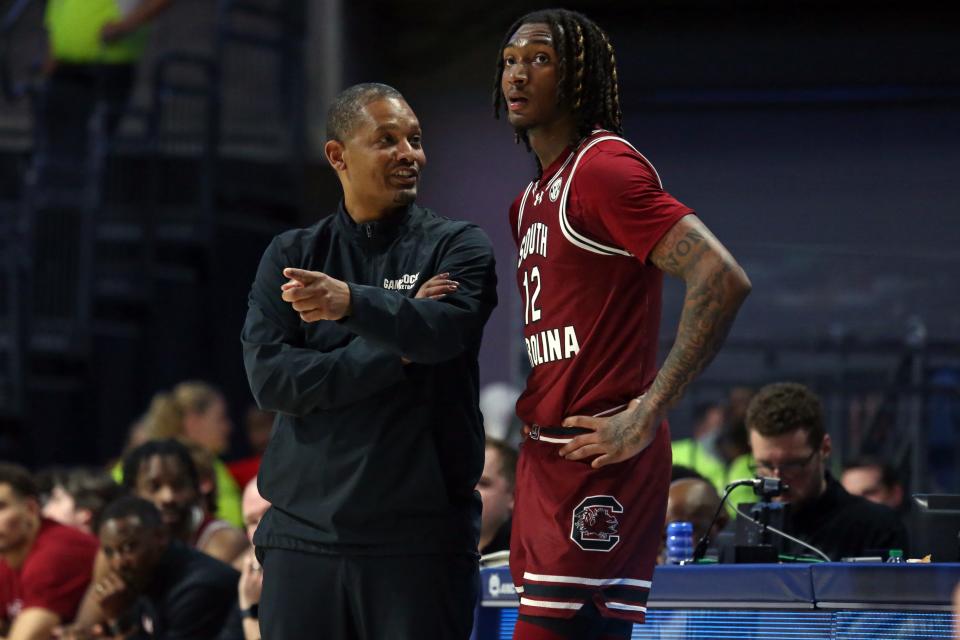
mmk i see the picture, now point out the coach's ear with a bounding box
[325,139,346,172]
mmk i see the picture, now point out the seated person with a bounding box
[745,382,907,560]
[40,468,123,536]
[137,382,243,528]
[0,463,98,640]
[841,456,905,511]
[658,477,729,564]
[219,479,271,640]
[61,496,238,640]
[123,439,248,564]
[477,438,516,556]
[69,440,248,633]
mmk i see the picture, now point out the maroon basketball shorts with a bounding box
[510,421,671,624]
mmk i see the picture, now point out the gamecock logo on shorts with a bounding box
[570,495,623,552]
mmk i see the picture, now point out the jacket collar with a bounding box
[335,200,413,247]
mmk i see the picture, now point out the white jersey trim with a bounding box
[558,133,664,258]
[516,181,535,237]
[519,597,584,611]
[523,571,652,589]
[540,150,577,200]
[516,149,577,237]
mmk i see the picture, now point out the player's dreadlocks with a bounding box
[493,9,623,150]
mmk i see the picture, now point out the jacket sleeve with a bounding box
[341,225,498,364]
[241,236,406,416]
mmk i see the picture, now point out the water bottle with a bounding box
[666,521,694,565]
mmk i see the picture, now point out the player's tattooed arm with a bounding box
[646,214,751,411]
[560,214,749,468]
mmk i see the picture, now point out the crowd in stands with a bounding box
[0,378,921,638]
[0,380,269,640]
[665,382,909,562]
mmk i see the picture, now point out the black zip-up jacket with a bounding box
[241,202,497,555]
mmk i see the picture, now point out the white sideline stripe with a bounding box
[519,597,584,611]
[523,572,652,588]
[606,602,648,613]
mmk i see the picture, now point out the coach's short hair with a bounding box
[746,382,825,449]
[325,83,405,142]
[0,463,38,500]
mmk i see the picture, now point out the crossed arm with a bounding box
[560,214,751,467]
[242,229,496,417]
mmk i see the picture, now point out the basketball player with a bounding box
[495,9,751,639]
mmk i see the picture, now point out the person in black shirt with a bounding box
[746,382,907,560]
[58,496,238,640]
[241,83,497,639]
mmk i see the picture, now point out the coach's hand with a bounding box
[414,272,458,300]
[281,268,352,322]
[559,397,661,468]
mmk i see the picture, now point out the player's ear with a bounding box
[325,140,347,172]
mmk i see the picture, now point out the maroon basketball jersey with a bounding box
[511,130,693,426]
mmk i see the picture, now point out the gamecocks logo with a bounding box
[570,495,623,552]
[549,177,562,202]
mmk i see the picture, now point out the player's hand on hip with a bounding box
[414,272,458,300]
[281,267,352,322]
[559,397,660,468]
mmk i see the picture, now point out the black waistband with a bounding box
[532,425,592,438]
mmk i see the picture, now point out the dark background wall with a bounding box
[337,1,960,394]
[1,0,957,468]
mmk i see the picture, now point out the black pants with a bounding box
[259,548,479,640]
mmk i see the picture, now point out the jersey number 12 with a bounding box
[522,266,542,325]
